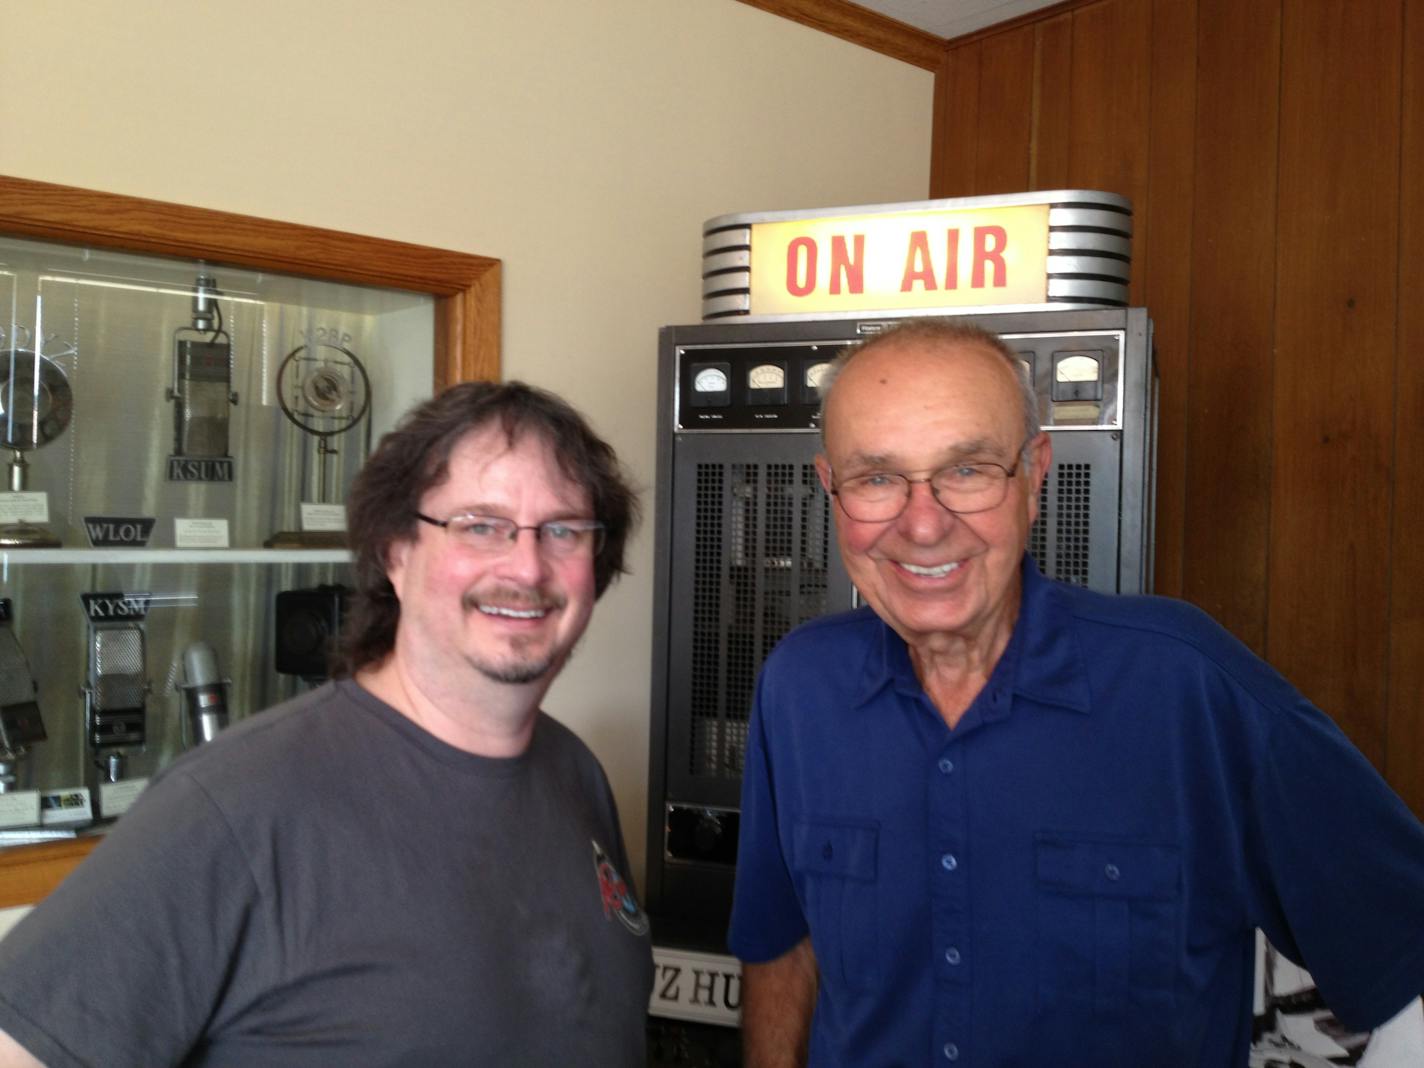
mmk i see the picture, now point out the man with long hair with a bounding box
[0,381,653,1067]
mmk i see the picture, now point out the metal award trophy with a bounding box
[0,326,75,548]
[265,331,371,548]
[165,274,238,483]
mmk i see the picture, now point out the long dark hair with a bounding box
[334,380,639,675]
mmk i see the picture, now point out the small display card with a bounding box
[300,503,347,533]
[98,778,148,819]
[0,790,41,830]
[174,518,230,549]
[39,787,93,827]
[0,493,49,525]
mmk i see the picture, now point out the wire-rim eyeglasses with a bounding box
[414,512,606,557]
[828,444,1031,523]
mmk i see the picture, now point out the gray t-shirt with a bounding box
[0,679,653,1067]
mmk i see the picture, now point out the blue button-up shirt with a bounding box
[729,557,1424,1067]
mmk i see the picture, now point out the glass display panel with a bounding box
[0,234,437,831]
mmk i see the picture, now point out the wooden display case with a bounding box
[0,175,500,904]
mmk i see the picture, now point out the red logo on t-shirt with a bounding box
[591,839,650,936]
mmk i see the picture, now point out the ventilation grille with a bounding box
[1029,481,1049,566]
[690,466,724,737]
[1053,462,1092,586]
[1027,462,1095,587]
[689,460,832,779]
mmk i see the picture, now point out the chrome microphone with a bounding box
[180,641,229,745]
[168,274,237,461]
[86,623,148,755]
[80,592,153,790]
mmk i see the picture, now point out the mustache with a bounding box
[462,584,564,613]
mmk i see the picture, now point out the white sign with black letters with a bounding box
[174,518,230,549]
[648,945,742,1027]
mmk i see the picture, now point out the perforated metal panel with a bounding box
[1031,462,1103,587]
[689,464,724,773]
[1030,484,1049,569]
[1053,462,1093,584]
[1025,434,1119,589]
[678,452,837,791]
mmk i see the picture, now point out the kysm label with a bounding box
[80,591,153,622]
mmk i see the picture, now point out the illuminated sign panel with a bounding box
[749,204,1049,316]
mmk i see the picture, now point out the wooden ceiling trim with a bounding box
[734,0,947,70]
[944,0,1091,49]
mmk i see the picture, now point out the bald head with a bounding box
[819,320,1040,461]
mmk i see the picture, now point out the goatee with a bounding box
[475,656,556,686]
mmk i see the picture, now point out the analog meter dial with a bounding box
[694,366,728,393]
[748,363,786,390]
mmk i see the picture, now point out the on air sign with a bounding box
[750,204,1048,316]
[700,191,1132,321]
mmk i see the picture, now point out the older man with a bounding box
[729,319,1424,1067]
[0,381,652,1067]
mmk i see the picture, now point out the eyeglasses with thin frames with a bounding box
[829,440,1034,523]
[414,513,606,558]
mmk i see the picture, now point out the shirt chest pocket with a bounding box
[791,818,880,992]
[1034,834,1181,1021]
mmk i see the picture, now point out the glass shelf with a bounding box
[0,549,351,567]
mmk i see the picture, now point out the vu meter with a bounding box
[694,366,728,393]
[676,343,847,429]
[746,361,787,405]
[803,360,831,404]
[689,362,731,408]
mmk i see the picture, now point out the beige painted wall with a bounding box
[0,0,931,882]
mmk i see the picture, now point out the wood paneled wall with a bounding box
[931,0,1423,813]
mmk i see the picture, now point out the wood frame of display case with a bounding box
[0,174,501,907]
[0,174,501,388]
